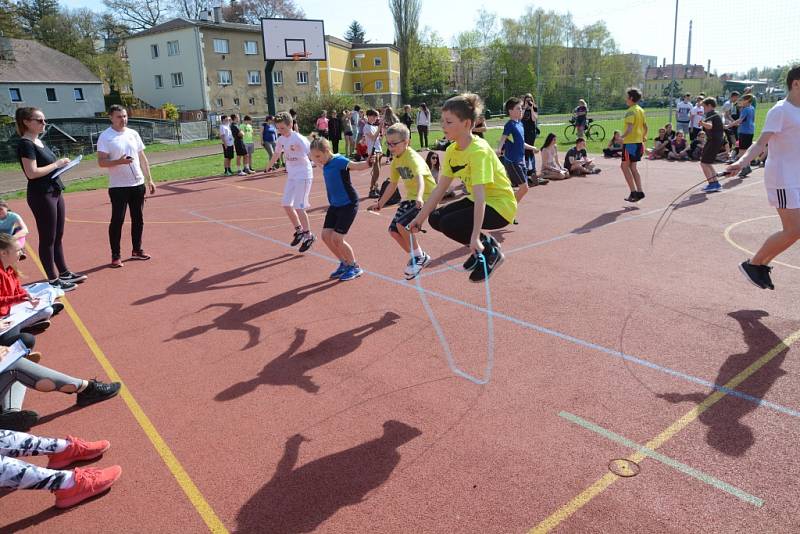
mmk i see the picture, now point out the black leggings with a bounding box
[417,126,429,148]
[26,191,68,281]
[428,197,509,245]
[0,325,35,350]
[108,184,146,259]
[331,138,340,154]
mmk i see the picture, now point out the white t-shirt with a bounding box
[276,132,312,180]
[96,127,145,188]
[676,101,693,123]
[219,123,234,146]
[762,98,800,189]
[690,105,704,128]
[416,110,431,126]
[361,122,381,154]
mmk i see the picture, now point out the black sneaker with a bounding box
[739,166,753,178]
[537,177,549,185]
[469,245,505,283]
[298,233,315,253]
[21,320,50,334]
[290,229,304,247]
[636,191,645,201]
[739,260,774,290]
[462,254,479,272]
[50,279,77,292]
[0,410,39,431]
[76,380,122,407]
[52,302,65,315]
[624,192,638,203]
[59,271,87,283]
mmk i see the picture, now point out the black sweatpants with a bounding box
[417,126,429,148]
[108,184,146,259]
[428,197,509,245]
[26,191,68,281]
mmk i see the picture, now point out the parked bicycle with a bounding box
[564,117,605,142]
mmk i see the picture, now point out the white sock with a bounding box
[413,247,424,258]
[60,470,76,489]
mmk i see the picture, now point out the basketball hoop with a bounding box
[291,51,311,61]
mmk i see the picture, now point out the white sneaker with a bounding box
[237,170,246,176]
[403,252,431,279]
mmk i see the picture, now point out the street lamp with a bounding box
[500,68,507,104]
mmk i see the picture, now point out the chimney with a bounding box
[686,20,692,66]
[213,6,223,24]
[662,57,666,67]
[0,37,14,61]
[707,59,711,76]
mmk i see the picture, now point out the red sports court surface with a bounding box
[2,157,799,533]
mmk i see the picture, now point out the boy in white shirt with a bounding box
[219,115,234,176]
[265,112,315,252]
[361,109,382,198]
[96,105,156,268]
[675,94,693,134]
[729,65,800,290]
[689,96,704,140]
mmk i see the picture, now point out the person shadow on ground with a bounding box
[215,311,401,399]
[235,421,422,533]
[133,255,301,305]
[169,279,339,350]
[657,310,788,456]
[571,206,638,234]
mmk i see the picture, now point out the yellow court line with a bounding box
[25,245,229,534]
[723,215,800,271]
[531,327,800,533]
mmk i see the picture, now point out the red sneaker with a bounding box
[48,436,111,470]
[53,465,122,508]
[110,258,124,268]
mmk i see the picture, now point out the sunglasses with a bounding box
[30,118,46,124]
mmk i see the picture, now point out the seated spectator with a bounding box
[1,428,121,508]
[689,131,706,161]
[663,122,676,139]
[603,131,624,158]
[353,137,369,161]
[564,138,600,175]
[648,128,672,159]
[0,201,28,260]
[667,132,690,160]
[539,133,570,180]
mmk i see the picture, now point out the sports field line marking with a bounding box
[724,215,800,271]
[24,245,229,534]
[189,210,800,420]
[531,329,800,533]
[558,411,764,507]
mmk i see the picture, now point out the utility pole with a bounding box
[668,0,679,124]
[536,12,542,101]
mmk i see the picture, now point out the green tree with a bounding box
[15,0,59,34]
[0,0,25,38]
[409,27,452,98]
[388,0,421,102]
[344,20,368,44]
[662,80,683,98]
[102,0,166,32]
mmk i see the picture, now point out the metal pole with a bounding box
[536,12,542,100]
[265,60,276,116]
[668,0,679,124]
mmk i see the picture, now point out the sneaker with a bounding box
[636,191,646,201]
[290,229,305,246]
[0,410,39,431]
[469,245,506,283]
[330,262,348,279]
[591,168,602,174]
[237,170,246,176]
[462,254,479,272]
[339,264,364,281]
[130,250,151,261]
[110,258,123,269]
[59,271,87,283]
[54,466,122,509]
[537,177,549,185]
[48,436,112,469]
[76,380,121,408]
[702,181,722,193]
[403,252,431,279]
[224,170,233,176]
[738,260,774,290]
[368,189,380,199]
[245,168,255,175]
[52,302,64,315]
[527,178,536,187]
[513,219,519,225]
[50,278,78,291]
[298,233,315,253]
[624,192,639,203]
[25,351,42,363]
[738,166,752,178]
[21,320,50,334]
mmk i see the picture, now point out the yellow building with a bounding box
[320,36,401,107]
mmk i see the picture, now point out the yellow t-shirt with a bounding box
[623,104,646,144]
[443,136,517,223]
[390,148,437,202]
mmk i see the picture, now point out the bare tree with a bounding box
[388,0,421,101]
[224,0,304,24]
[103,0,167,32]
[172,0,207,19]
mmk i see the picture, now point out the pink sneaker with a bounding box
[130,250,151,260]
[48,436,111,469]
[53,465,122,508]
[110,258,124,268]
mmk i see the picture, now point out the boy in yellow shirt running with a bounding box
[621,87,648,202]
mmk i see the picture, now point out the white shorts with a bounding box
[282,179,312,209]
[767,187,800,210]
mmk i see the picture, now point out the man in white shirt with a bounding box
[729,65,800,291]
[219,115,234,176]
[96,105,156,268]
[675,94,693,134]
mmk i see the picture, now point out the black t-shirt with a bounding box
[230,123,245,146]
[401,113,413,128]
[522,107,538,140]
[564,147,586,168]
[704,110,724,143]
[16,138,65,195]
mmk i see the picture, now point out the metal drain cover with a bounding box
[609,459,640,477]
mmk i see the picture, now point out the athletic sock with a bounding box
[412,246,423,258]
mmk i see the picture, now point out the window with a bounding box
[217,70,232,85]
[171,72,183,87]
[167,40,180,56]
[278,96,284,104]
[233,97,240,106]
[293,96,298,102]
[73,88,85,101]
[213,39,229,54]
[243,41,257,55]
[248,97,255,105]
[374,57,382,67]
[9,88,22,102]
[272,70,283,84]
[150,44,159,58]
[296,71,308,85]
[352,58,360,68]
[154,74,163,89]
[248,70,261,85]
[353,81,362,92]
[375,80,383,91]
[216,98,223,107]
[46,88,57,102]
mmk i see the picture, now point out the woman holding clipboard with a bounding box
[15,107,86,292]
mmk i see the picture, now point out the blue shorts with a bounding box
[623,143,643,163]
[501,157,527,187]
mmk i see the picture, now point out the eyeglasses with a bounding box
[386,140,405,147]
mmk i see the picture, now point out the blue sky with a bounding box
[63,0,799,74]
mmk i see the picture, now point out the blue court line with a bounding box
[188,210,800,420]
[559,411,764,507]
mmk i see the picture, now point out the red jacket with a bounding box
[0,265,28,316]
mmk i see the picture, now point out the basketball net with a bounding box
[291,51,311,61]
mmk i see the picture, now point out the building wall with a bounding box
[644,77,723,99]
[319,43,401,107]
[0,83,104,118]
[127,26,206,110]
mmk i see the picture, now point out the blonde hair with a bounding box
[385,123,410,140]
[275,111,292,126]
[442,93,483,125]
[310,136,332,154]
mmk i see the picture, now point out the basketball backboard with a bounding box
[261,18,326,61]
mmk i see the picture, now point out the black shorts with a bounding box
[223,145,234,159]
[234,141,247,156]
[323,203,358,235]
[388,200,420,233]
[738,133,754,151]
[622,143,643,163]
[501,158,527,187]
[344,131,353,137]
[701,140,723,164]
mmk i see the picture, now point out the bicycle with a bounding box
[564,117,606,142]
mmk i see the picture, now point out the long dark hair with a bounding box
[425,150,440,171]
[541,133,557,150]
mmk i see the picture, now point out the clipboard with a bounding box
[51,154,82,179]
[0,339,30,373]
